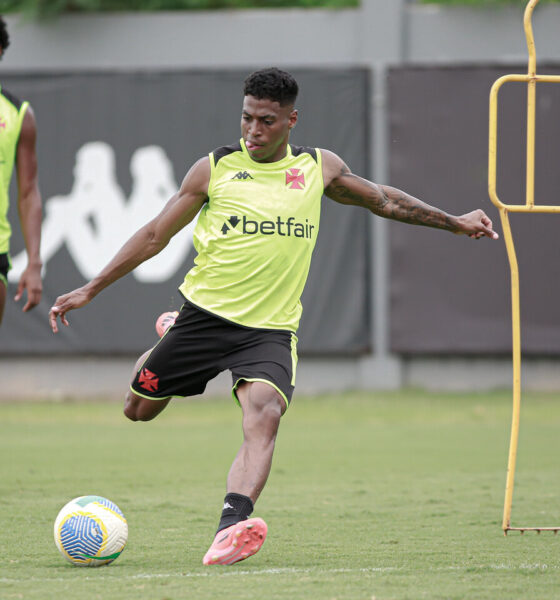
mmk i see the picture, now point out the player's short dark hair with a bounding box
[0,17,9,55]
[243,68,299,107]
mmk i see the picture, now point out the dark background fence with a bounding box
[4,64,560,357]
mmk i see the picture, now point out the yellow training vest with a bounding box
[180,139,324,332]
[0,85,28,253]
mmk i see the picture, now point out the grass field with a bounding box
[1,389,560,600]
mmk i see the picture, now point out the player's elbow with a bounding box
[143,223,170,257]
[18,185,42,214]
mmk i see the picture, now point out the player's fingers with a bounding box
[14,279,24,302]
[23,299,39,312]
[475,222,498,240]
[49,306,66,333]
[22,288,42,312]
[49,311,59,333]
[479,214,499,239]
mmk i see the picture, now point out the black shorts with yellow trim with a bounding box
[130,300,298,410]
[0,253,11,287]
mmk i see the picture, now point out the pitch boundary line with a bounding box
[1,563,558,584]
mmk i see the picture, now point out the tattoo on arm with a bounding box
[326,168,457,232]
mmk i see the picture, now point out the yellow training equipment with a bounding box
[488,0,560,535]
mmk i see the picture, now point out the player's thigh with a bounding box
[228,330,297,414]
[236,381,286,416]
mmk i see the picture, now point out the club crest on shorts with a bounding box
[138,367,159,392]
[285,168,305,190]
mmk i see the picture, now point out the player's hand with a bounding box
[456,209,499,240]
[49,287,91,333]
[14,263,42,312]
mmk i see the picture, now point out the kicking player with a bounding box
[49,67,498,566]
[0,16,42,325]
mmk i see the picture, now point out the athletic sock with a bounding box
[216,492,254,533]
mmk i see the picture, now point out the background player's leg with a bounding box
[0,280,6,325]
[124,349,171,421]
[227,380,286,502]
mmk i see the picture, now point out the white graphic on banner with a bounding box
[9,142,196,284]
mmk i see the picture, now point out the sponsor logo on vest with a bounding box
[0,118,6,130]
[231,170,254,180]
[221,214,315,239]
[286,168,305,189]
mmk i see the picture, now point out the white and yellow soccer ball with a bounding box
[54,495,128,567]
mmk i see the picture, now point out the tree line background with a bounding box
[1,0,556,20]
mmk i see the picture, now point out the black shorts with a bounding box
[130,301,298,409]
[0,254,10,286]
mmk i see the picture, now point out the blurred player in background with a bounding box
[0,16,42,326]
[49,67,498,566]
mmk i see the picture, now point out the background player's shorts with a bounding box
[130,301,298,410]
[0,254,10,287]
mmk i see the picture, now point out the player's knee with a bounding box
[123,392,146,422]
[124,392,170,422]
[123,396,140,421]
[251,386,285,424]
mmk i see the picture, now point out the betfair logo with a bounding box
[221,214,315,239]
[221,215,240,234]
[231,171,254,181]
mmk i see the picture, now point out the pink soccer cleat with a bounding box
[202,518,267,566]
[155,311,178,338]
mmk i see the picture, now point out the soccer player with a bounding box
[0,16,42,325]
[49,67,498,566]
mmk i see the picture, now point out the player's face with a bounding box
[241,95,297,163]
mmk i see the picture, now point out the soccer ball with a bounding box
[54,495,128,567]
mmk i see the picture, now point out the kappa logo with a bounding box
[138,368,159,392]
[8,142,198,285]
[231,170,254,181]
[221,214,315,238]
[286,168,305,190]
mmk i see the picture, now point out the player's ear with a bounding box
[289,109,298,130]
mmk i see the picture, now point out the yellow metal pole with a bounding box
[488,78,503,211]
[524,1,538,73]
[524,0,538,208]
[499,208,522,533]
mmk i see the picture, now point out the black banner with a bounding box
[2,69,371,355]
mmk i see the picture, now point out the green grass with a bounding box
[1,390,560,599]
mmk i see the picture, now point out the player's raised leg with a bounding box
[203,381,285,566]
[124,348,171,421]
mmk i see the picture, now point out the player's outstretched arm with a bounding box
[322,149,498,240]
[15,106,43,312]
[49,156,210,333]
